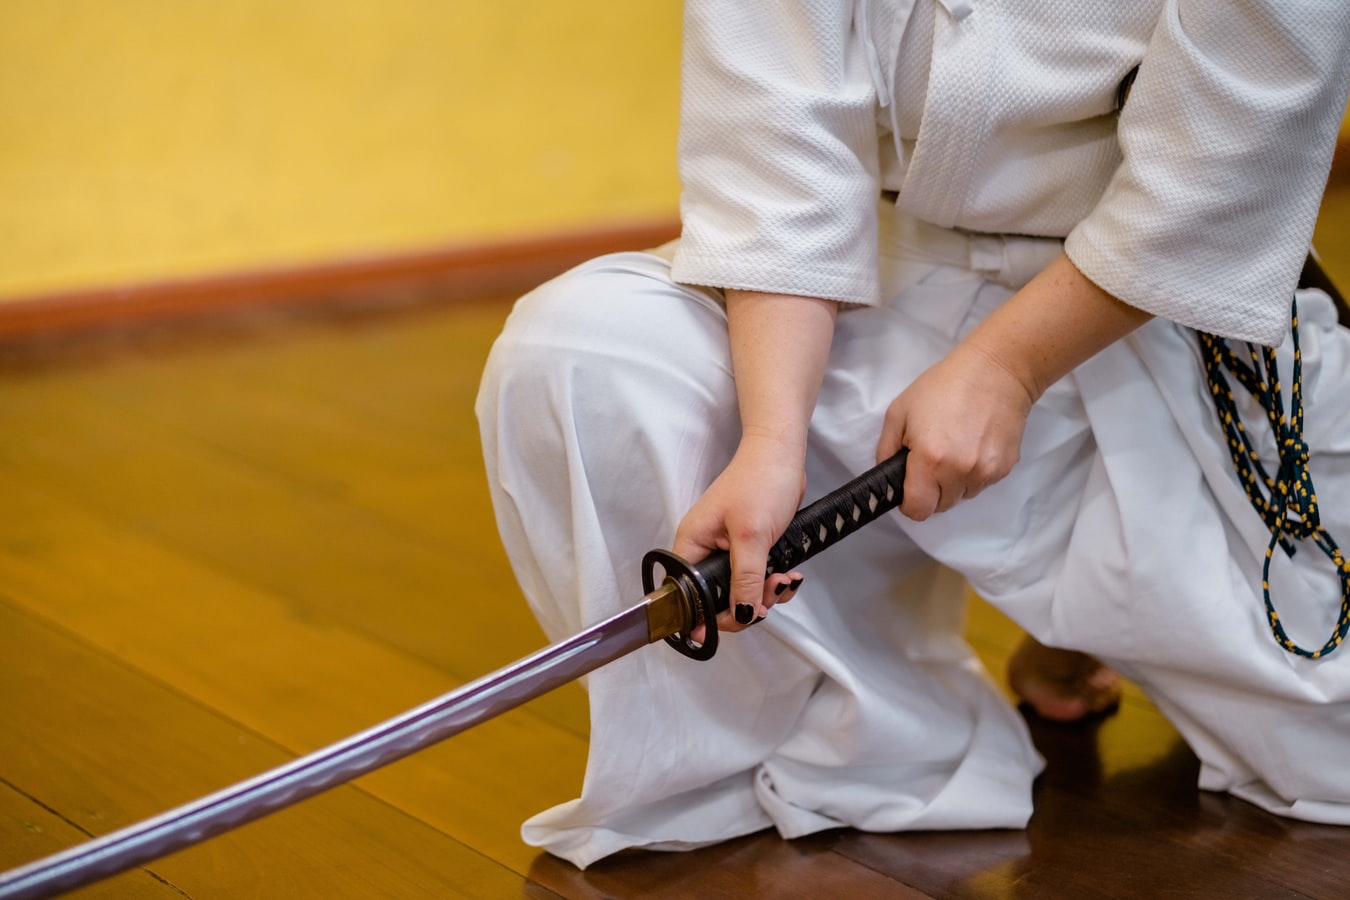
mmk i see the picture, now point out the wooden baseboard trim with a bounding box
[0,218,682,341]
[4,131,1347,344]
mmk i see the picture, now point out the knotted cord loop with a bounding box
[1198,298,1350,658]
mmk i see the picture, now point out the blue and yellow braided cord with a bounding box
[1199,298,1350,659]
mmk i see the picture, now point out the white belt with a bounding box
[880,203,1064,292]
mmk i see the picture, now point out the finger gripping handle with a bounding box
[649,449,909,660]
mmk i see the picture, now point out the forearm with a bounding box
[725,289,839,458]
[669,288,836,627]
[961,252,1153,403]
[880,252,1153,520]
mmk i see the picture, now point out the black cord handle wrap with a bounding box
[644,449,909,660]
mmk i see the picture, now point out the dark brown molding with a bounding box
[4,131,1346,343]
[0,218,682,341]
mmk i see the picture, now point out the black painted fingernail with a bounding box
[789,577,804,591]
[774,582,789,596]
[752,616,765,625]
[734,603,755,625]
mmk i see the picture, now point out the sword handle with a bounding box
[646,448,909,660]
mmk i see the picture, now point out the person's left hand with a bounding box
[674,433,808,639]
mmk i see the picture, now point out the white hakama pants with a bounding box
[475,209,1350,869]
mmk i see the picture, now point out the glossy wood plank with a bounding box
[529,830,931,900]
[0,603,556,898]
[9,301,518,602]
[0,472,589,875]
[0,362,586,739]
[0,783,175,899]
[830,733,1282,899]
[1023,714,1350,900]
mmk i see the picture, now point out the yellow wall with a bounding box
[1,4,1346,304]
[0,1,682,301]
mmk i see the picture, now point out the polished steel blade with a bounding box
[0,584,686,900]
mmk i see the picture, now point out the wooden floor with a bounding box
[5,189,1350,899]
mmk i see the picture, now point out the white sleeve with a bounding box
[1065,0,1350,346]
[671,0,883,305]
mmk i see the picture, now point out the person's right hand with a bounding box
[876,339,1033,521]
[878,252,1153,521]
[673,432,807,638]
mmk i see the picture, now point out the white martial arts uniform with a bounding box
[476,0,1350,869]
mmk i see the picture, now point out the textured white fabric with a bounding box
[478,235,1049,870]
[675,1,884,304]
[477,211,1350,867]
[672,0,1350,344]
[475,0,1350,871]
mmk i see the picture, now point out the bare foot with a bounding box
[1007,635,1121,723]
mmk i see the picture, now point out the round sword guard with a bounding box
[642,548,719,661]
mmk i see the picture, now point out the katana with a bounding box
[0,450,909,900]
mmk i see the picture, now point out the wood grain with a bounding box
[3,183,1350,897]
[0,603,554,898]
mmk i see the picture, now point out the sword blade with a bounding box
[0,586,683,900]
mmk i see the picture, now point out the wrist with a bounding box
[725,288,837,464]
[951,335,1041,411]
[737,425,809,466]
[959,253,1152,401]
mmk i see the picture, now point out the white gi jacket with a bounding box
[672,0,1350,345]
[477,0,1350,870]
